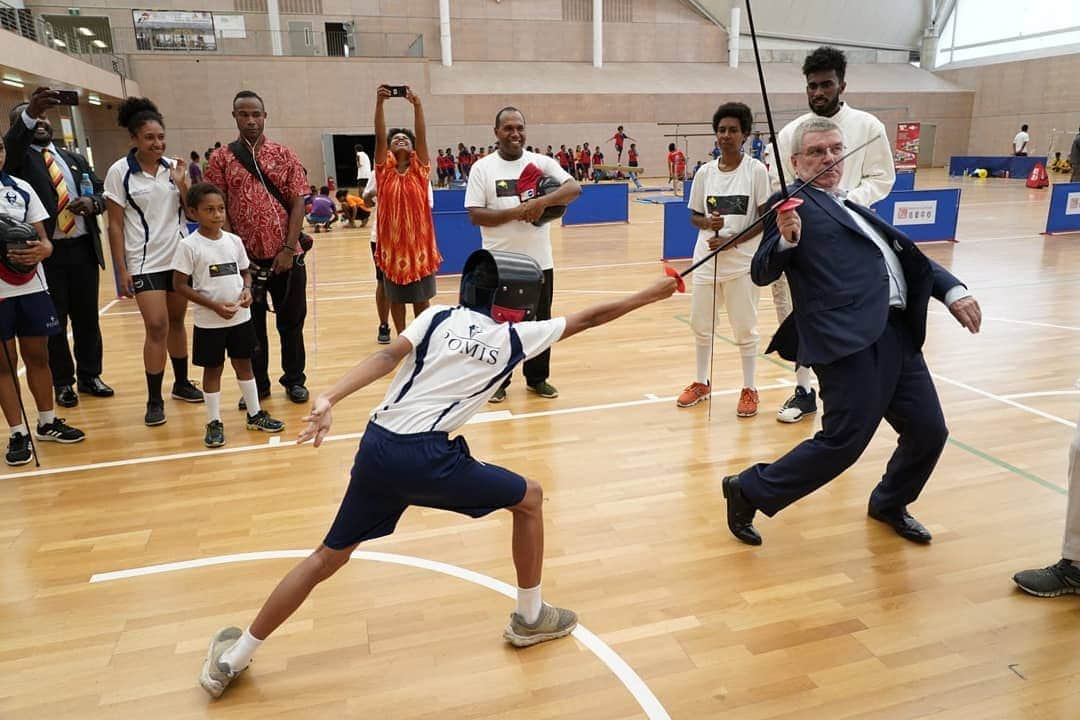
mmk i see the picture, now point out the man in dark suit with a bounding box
[5,88,113,407]
[722,116,982,546]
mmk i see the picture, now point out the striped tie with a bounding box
[43,149,76,234]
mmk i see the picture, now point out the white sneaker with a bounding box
[199,626,246,698]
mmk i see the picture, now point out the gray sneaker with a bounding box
[488,386,507,404]
[1013,559,1080,597]
[503,603,578,648]
[199,626,246,698]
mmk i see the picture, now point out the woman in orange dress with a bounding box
[372,85,442,334]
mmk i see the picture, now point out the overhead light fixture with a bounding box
[88,94,101,106]
[2,78,25,88]
[91,39,106,48]
[77,26,94,37]
[53,38,67,47]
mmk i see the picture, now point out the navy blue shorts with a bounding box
[0,291,60,341]
[323,421,528,550]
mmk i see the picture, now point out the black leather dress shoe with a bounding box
[287,384,310,404]
[722,475,762,546]
[868,503,932,543]
[55,385,78,408]
[78,376,115,397]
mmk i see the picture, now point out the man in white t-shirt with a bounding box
[1013,125,1030,156]
[355,144,371,190]
[676,102,771,419]
[465,106,581,402]
[768,46,896,424]
[197,249,678,699]
[0,138,86,465]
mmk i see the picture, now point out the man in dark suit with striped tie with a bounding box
[722,116,982,547]
[5,88,113,407]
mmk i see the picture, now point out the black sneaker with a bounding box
[777,386,817,424]
[1013,559,1080,597]
[238,388,271,412]
[172,381,205,403]
[35,418,85,443]
[5,433,32,466]
[377,323,391,344]
[204,420,226,448]
[246,410,285,433]
[286,384,310,404]
[145,400,166,426]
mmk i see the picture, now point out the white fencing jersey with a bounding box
[372,304,566,434]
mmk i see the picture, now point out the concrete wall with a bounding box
[937,53,1080,157]
[111,55,972,183]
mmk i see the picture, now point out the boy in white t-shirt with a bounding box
[677,102,771,418]
[0,137,85,465]
[197,249,677,699]
[171,183,284,448]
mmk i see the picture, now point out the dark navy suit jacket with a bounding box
[3,117,107,268]
[752,181,964,367]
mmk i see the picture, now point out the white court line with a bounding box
[89,550,671,720]
[1000,390,1080,400]
[0,383,793,480]
[931,373,1077,429]
[928,310,1080,333]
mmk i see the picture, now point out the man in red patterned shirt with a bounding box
[205,90,310,405]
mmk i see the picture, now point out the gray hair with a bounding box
[792,116,843,155]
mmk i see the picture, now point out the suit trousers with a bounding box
[500,268,554,389]
[43,235,103,387]
[1062,409,1080,560]
[249,260,307,393]
[738,312,949,517]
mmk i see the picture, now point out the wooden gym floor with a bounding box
[2,169,1078,719]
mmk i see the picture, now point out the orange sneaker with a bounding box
[736,387,759,417]
[677,382,711,408]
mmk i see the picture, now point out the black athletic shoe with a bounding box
[777,386,817,423]
[246,410,285,433]
[5,432,32,466]
[377,323,391,344]
[35,418,85,443]
[172,381,205,403]
[1013,559,1080,597]
[287,384,310,404]
[204,420,226,448]
[145,401,166,426]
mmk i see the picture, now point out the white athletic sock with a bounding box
[741,354,757,389]
[238,379,261,415]
[38,409,55,426]
[795,366,813,392]
[695,344,711,386]
[205,392,221,422]
[10,423,27,437]
[517,584,543,624]
[220,627,262,673]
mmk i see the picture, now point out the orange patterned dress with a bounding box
[373,151,442,285]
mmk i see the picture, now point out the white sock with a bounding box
[220,627,262,673]
[695,344,711,386]
[741,354,757,389]
[795,366,813,392]
[238,379,260,415]
[205,392,221,422]
[516,583,543,624]
[38,409,55,426]
[10,423,27,437]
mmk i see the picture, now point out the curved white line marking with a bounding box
[90,550,671,720]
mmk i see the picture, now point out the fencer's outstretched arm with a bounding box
[560,276,678,341]
[298,338,412,447]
